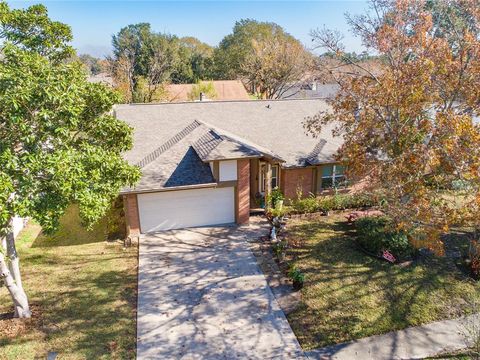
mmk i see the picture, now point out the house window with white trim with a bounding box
[260,164,280,192]
[321,164,346,189]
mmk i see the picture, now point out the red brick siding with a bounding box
[124,194,141,237]
[281,168,314,200]
[237,159,250,224]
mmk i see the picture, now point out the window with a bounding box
[321,164,347,189]
[271,165,279,189]
[260,164,280,192]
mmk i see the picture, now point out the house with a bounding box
[115,98,347,237]
[165,80,250,102]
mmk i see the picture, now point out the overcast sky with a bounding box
[9,1,370,58]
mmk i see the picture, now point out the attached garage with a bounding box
[137,187,235,232]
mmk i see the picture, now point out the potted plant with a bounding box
[254,192,265,209]
[288,266,305,291]
[271,187,284,209]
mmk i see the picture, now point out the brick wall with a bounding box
[237,159,250,224]
[124,194,140,238]
[281,168,314,200]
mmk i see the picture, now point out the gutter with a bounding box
[120,182,219,195]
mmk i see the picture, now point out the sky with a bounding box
[9,1,370,58]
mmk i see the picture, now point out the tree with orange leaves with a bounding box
[306,0,480,254]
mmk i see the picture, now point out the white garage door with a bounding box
[137,187,235,232]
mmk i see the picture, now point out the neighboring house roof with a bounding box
[280,83,340,100]
[116,98,343,192]
[165,80,250,102]
[87,73,115,86]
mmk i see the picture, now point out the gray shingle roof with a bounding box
[192,129,263,161]
[122,119,274,192]
[116,98,342,170]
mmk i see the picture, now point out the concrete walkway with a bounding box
[137,223,305,359]
[306,314,477,360]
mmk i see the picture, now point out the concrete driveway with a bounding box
[137,224,304,359]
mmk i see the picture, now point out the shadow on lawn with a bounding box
[37,269,135,358]
[286,217,478,349]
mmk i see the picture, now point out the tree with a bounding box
[110,24,215,102]
[306,0,480,253]
[78,53,104,75]
[212,19,296,80]
[187,81,217,101]
[179,37,214,82]
[242,37,313,99]
[0,3,140,318]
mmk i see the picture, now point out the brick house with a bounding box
[115,98,349,237]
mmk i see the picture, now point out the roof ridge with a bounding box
[191,129,223,161]
[135,120,201,168]
[116,97,328,107]
[306,139,328,165]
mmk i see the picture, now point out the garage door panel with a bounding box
[137,187,235,232]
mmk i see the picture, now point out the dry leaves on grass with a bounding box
[0,304,42,339]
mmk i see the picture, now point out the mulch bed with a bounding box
[0,303,42,339]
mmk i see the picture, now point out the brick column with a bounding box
[237,159,250,224]
[124,194,141,239]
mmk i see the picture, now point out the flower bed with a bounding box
[289,193,378,215]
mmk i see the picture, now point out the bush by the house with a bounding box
[355,216,414,260]
[290,193,378,214]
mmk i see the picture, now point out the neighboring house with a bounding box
[115,98,350,237]
[166,80,250,102]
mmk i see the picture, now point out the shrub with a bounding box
[288,266,305,284]
[291,193,379,214]
[292,196,319,213]
[355,216,414,260]
[267,205,292,220]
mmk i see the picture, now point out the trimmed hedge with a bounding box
[291,193,377,214]
[355,216,414,260]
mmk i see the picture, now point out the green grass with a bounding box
[0,206,137,359]
[285,213,480,350]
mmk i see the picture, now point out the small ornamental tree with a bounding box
[306,0,480,253]
[0,3,140,318]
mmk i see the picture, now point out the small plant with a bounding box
[288,265,305,290]
[271,187,284,208]
[272,240,288,262]
[267,205,291,220]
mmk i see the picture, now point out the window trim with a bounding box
[320,164,347,190]
[259,163,280,193]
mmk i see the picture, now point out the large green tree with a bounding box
[0,3,140,318]
[212,19,286,80]
[212,19,311,95]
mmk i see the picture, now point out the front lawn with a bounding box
[285,213,480,350]
[0,207,137,359]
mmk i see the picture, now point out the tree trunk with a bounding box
[0,251,31,318]
[0,221,31,318]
